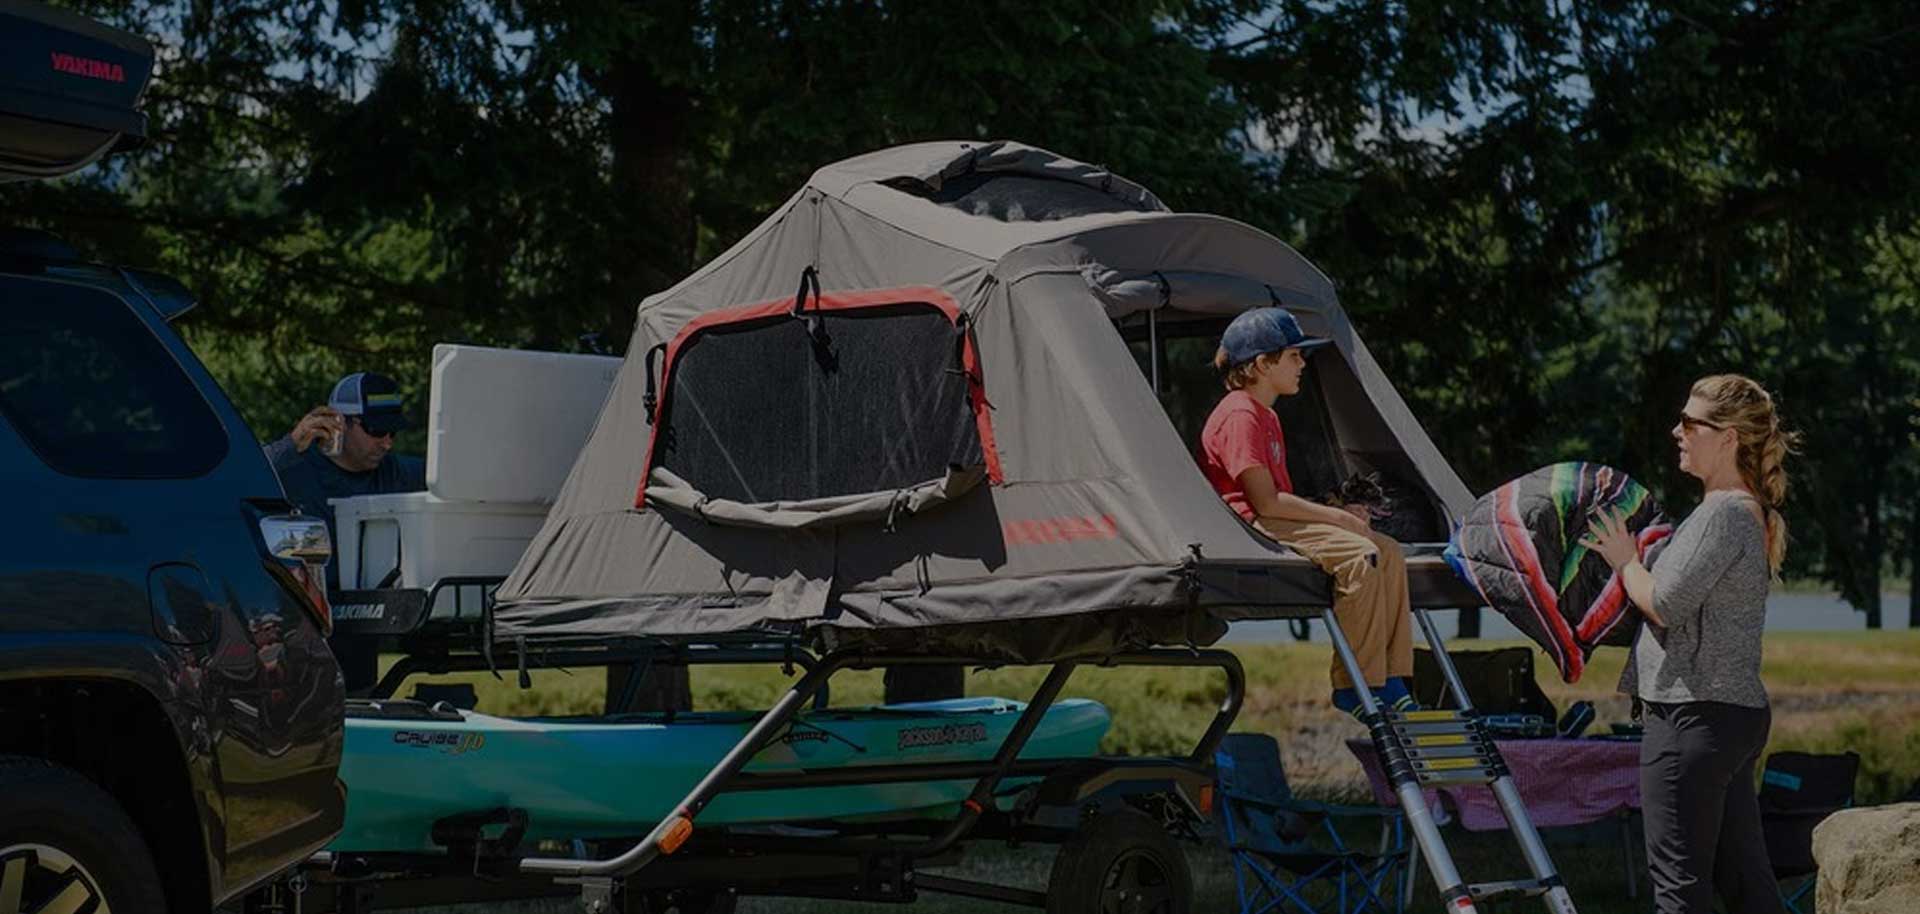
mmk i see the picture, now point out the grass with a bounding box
[375,631,1920,913]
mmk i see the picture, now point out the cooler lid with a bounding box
[0,0,154,181]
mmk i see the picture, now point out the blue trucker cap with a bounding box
[329,372,409,435]
[1220,307,1332,367]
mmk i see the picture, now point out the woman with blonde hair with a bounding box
[1583,373,1800,914]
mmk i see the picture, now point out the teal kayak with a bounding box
[331,696,1111,853]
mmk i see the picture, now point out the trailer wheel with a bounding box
[1045,809,1191,914]
[643,886,737,913]
[0,755,170,914]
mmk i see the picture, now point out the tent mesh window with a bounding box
[885,173,1155,222]
[659,303,983,503]
[1122,324,1344,502]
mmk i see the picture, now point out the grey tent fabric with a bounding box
[494,140,1479,661]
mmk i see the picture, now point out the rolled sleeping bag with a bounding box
[1444,462,1673,683]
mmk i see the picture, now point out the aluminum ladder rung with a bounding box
[1470,877,1557,902]
[1402,743,1485,761]
[1391,720,1478,738]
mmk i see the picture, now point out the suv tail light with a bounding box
[260,515,333,635]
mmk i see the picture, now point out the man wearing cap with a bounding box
[1198,307,1419,720]
[265,372,426,690]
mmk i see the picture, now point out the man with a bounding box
[1196,307,1418,718]
[265,371,425,691]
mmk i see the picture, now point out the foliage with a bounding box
[10,0,1920,614]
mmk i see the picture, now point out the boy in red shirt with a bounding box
[1198,307,1417,717]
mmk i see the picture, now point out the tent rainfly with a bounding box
[493,141,1479,661]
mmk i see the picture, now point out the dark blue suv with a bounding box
[1,2,347,911]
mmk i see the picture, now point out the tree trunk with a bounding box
[883,667,966,704]
[1865,501,1884,629]
[1911,494,1919,628]
[594,13,698,709]
[598,7,699,347]
[605,663,692,714]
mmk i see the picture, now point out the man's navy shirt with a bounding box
[263,436,425,589]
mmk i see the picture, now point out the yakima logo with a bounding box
[50,52,125,83]
[333,603,386,621]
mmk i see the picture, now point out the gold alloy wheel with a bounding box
[0,845,108,914]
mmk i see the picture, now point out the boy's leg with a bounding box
[1258,518,1389,689]
[1367,530,1416,682]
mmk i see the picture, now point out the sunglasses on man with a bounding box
[349,416,398,439]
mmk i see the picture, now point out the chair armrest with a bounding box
[1288,798,1404,819]
[1218,788,1330,827]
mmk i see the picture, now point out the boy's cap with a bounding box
[329,372,408,435]
[1220,307,1332,367]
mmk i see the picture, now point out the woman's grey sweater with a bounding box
[1619,490,1772,708]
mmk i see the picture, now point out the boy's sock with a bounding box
[1379,677,1420,713]
[1331,686,1363,720]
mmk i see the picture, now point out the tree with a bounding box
[11,0,1918,617]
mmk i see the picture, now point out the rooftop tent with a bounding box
[493,141,1479,661]
[0,0,153,181]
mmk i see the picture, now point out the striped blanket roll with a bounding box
[1443,462,1672,683]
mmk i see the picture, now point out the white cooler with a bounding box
[328,343,621,618]
[330,493,550,617]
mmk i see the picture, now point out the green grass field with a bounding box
[378,631,1920,913]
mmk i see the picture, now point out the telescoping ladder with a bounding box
[1322,607,1581,914]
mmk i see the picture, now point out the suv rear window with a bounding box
[0,275,227,477]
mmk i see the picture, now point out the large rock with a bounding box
[1813,802,1920,914]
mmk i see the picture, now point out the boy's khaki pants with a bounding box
[1255,517,1414,690]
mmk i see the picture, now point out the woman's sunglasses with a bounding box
[1678,412,1726,433]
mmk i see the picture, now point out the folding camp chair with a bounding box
[1759,750,1860,914]
[1215,733,1411,914]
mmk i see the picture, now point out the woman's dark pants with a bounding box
[1640,700,1785,914]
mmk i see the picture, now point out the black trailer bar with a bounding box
[516,647,1245,883]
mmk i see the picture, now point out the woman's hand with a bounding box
[1579,506,1639,571]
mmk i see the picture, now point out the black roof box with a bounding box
[0,0,153,181]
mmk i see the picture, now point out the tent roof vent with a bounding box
[883,172,1158,223]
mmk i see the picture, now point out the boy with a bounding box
[1197,307,1417,716]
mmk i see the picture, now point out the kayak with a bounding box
[331,696,1111,853]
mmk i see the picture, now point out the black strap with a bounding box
[791,266,835,368]
[1265,284,1284,307]
[641,342,667,426]
[792,265,821,317]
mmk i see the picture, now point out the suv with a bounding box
[0,2,347,911]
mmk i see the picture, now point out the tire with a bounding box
[0,755,170,914]
[643,886,738,914]
[1045,809,1192,914]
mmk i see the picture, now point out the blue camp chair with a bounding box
[1215,733,1411,914]
[1760,750,1860,914]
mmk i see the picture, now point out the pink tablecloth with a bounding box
[1345,737,1641,831]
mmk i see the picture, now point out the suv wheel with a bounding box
[0,756,169,914]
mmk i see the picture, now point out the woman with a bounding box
[1583,374,1799,914]
[1198,306,1417,718]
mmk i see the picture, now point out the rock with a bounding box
[1813,802,1920,914]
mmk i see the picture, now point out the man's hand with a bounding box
[290,406,344,453]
